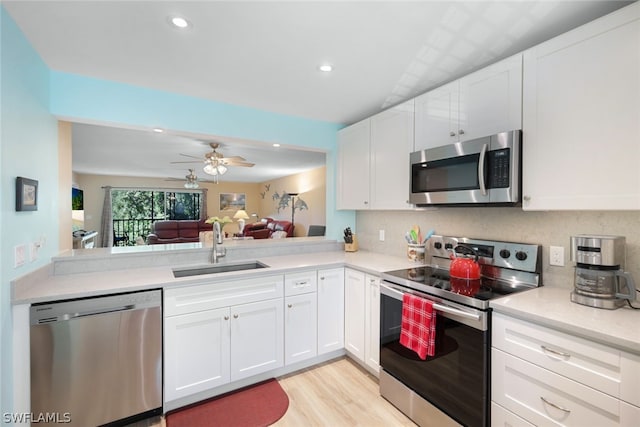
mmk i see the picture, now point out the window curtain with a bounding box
[100,186,114,247]
[200,188,208,220]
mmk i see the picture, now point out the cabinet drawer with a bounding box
[165,275,284,316]
[284,271,317,296]
[493,313,624,398]
[492,348,623,426]
[491,402,534,427]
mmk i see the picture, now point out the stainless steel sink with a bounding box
[172,261,269,278]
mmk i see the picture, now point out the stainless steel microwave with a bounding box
[410,130,521,206]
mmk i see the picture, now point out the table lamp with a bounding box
[233,209,250,233]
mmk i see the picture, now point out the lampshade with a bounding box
[184,180,199,189]
[233,209,250,220]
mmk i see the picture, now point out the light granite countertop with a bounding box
[490,286,640,354]
[12,249,421,305]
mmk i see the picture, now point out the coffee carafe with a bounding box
[570,235,636,309]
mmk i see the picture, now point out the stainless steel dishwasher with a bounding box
[30,290,162,426]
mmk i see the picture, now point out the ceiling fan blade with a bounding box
[224,161,255,167]
[222,155,247,162]
[179,153,202,160]
[170,160,202,164]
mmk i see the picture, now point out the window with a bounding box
[111,189,203,245]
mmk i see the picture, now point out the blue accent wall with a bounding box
[1,5,59,417]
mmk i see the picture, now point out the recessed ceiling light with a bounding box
[170,16,191,29]
[273,143,281,147]
[318,64,333,72]
[152,128,164,133]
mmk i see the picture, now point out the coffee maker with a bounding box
[570,235,636,309]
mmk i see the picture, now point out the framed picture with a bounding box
[219,193,246,211]
[16,177,38,211]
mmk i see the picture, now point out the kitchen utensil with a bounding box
[410,228,418,244]
[422,229,435,244]
[449,245,481,280]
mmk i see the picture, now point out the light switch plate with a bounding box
[379,230,385,241]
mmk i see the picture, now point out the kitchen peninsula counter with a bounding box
[491,286,640,354]
[12,240,420,305]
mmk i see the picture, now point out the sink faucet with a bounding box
[211,222,226,264]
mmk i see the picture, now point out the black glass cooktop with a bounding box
[382,266,528,303]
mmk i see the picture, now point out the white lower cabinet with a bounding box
[364,274,380,374]
[164,275,284,403]
[230,299,284,381]
[345,268,366,361]
[164,307,231,402]
[317,268,345,354]
[491,402,534,427]
[284,271,318,365]
[492,313,640,426]
[344,268,380,375]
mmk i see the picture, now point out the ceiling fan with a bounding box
[165,169,214,189]
[171,142,255,183]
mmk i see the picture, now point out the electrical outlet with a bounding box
[14,244,26,268]
[379,229,385,241]
[550,246,565,266]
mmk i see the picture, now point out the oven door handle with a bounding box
[380,283,481,321]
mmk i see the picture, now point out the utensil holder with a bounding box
[407,243,425,262]
[345,234,359,252]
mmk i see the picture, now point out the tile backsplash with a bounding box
[356,208,640,289]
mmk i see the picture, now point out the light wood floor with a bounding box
[137,357,415,426]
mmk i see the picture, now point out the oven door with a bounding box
[379,282,490,427]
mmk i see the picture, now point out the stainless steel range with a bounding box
[380,235,542,427]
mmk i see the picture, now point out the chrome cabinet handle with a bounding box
[320,276,325,280]
[449,131,456,137]
[540,396,571,413]
[523,196,531,202]
[224,316,229,320]
[541,345,571,359]
[459,129,465,135]
[364,201,368,205]
[287,304,293,308]
[233,314,239,319]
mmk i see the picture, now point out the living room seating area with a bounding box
[242,218,294,239]
[146,219,213,244]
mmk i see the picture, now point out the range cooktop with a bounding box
[381,235,543,310]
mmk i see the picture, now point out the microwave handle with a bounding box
[478,143,488,196]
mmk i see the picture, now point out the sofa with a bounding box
[242,218,294,239]
[146,219,213,244]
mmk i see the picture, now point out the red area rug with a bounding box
[166,378,289,427]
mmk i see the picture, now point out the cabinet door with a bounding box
[285,293,318,365]
[414,81,459,150]
[364,274,380,374]
[230,299,284,381]
[459,53,522,142]
[522,4,640,210]
[370,101,415,210]
[337,119,371,209]
[491,402,535,427]
[164,308,230,402]
[344,268,366,361]
[317,268,345,354]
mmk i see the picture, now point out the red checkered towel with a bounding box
[399,293,436,359]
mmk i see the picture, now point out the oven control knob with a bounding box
[499,249,511,259]
[515,251,528,261]
[444,243,453,250]
[434,242,442,249]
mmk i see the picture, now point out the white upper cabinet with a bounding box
[522,2,640,210]
[370,101,414,210]
[337,119,371,209]
[415,53,522,151]
[337,100,414,210]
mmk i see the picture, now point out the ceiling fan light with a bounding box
[203,164,218,175]
[184,181,198,189]
[217,164,228,175]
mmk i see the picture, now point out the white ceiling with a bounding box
[4,0,632,182]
